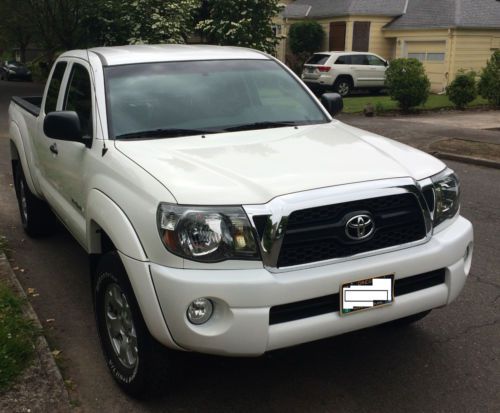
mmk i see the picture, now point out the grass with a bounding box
[342,94,490,114]
[0,280,38,392]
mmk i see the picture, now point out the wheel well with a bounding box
[335,75,353,85]
[89,222,117,277]
[10,141,20,181]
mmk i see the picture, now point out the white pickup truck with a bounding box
[9,45,473,395]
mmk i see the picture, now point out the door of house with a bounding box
[352,22,371,52]
[329,22,346,51]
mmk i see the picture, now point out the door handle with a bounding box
[49,143,58,155]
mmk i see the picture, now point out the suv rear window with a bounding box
[306,54,330,65]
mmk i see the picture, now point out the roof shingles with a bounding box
[283,0,500,30]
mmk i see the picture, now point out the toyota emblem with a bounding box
[345,214,375,241]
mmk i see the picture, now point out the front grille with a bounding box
[277,193,427,268]
[269,269,445,325]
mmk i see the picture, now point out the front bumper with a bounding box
[147,216,473,356]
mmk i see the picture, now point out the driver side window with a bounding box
[63,63,93,138]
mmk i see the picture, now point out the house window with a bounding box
[272,24,282,37]
[427,53,445,61]
[408,53,426,62]
[408,52,445,62]
[352,22,371,52]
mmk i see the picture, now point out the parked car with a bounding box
[9,45,473,396]
[302,51,388,96]
[0,60,32,81]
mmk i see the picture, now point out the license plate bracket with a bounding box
[340,274,394,316]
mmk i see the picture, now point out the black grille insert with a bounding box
[269,269,445,325]
[277,193,427,268]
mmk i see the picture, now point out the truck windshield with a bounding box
[104,59,329,139]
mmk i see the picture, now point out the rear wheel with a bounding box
[334,77,352,97]
[13,163,55,237]
[94,252,167,397]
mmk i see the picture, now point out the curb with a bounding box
[432,152,500,170]
[0,252,72,410]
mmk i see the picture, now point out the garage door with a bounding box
[405,41,447,92]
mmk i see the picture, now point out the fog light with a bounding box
[187,298,213,325]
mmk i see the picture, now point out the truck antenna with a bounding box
[86,48,108,156]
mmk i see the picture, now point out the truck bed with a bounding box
[11,96,43,117]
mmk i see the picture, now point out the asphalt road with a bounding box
[1,80,499,412]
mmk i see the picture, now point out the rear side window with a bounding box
[44,62,67,114]
[306,54,330,65]
[335,55,352,65]
[64,63,93,138]
[351,55,369,65]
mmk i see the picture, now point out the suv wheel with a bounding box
[334,78,352,97]
[94,252,167,397]
[13,163,55,237]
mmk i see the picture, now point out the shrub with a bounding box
[446,71,477,109]
[478,50,500,107]
[385,58,431,112]
[288,21,324,55]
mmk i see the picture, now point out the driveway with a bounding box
[1,80,499,412]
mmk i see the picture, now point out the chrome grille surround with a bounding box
[244,177,435,273]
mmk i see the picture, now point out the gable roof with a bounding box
[385,0,500,30]
[283,0,408,19]
[283,0,500,30]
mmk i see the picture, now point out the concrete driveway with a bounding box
[1,80,499,412]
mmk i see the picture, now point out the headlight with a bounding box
[431,169,460,227]
[157,204,259,262]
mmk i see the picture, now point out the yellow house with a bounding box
[279,0,500,92]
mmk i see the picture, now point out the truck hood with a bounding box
[114,121,445,205]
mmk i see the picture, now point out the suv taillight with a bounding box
[317,66,331,73]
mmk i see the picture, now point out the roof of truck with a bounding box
[61,44,270,66]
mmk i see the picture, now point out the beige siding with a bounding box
[453,30,500,75]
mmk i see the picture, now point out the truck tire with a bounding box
[13,163,55,237]
[334,77,352,97]
[93,252,167,397]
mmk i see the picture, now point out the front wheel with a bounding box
[94,252,167,397]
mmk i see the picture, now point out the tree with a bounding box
[0,0,35,62]
[196,0,281,53]
[446,71,477,109]
[386,58,431,112]
[288,21,324,55]
[478,50,500,107]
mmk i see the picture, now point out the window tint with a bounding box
[351,55,368,65]
[44,62,67,114]
[64,63,93,138]
[367,55,385,66]
[306,54,330,65]
[335,55,352,65]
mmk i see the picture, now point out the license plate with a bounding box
[340,274,394,316]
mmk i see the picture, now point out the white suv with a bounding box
[302,52,389,96]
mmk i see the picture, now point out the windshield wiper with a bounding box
[223,121,301,132]
[115,128,219,140]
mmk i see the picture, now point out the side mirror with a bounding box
[43,111,89,146]
[320,93,343,117]
[384,60,389,67]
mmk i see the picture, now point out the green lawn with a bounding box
[342,94,490,114]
